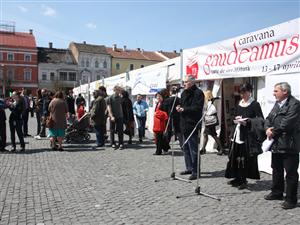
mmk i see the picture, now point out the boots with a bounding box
[200,148,206,155]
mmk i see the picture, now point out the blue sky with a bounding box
[1,0,299,52]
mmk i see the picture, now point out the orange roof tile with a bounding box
[0,31,36,49]
[106,47,165,61]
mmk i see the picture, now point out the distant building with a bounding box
[0,26,38,97]
[38,43,78,91]
[106,44,179,76]
[69,42,111,84]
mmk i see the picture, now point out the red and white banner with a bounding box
[183,18,300,80]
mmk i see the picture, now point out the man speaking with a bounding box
[176,75,204,180]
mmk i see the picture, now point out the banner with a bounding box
[183,18,300,80]
[104,74,126,95]
[129,67,167,95]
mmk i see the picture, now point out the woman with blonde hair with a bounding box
[200,90,224,155]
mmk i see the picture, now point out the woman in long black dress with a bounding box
[225,83,265,190]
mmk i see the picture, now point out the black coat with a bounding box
[265,96,300,154]
[121,97,134,124]
[162,95,181,133]
[179,85,204,135]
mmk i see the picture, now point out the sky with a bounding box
[0,0,299,52]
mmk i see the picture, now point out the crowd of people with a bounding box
[0,78,299,210]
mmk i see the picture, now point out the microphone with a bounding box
[212,96,221,100]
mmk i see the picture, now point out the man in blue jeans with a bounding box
[133,94,149,142]
[176,75,204,180]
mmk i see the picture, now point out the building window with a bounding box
[7,52,14,61]
[50,72,55,81]
[130,64,134,71]
[24,70,32,81]
[95,61,99,68]
[8,69,14,80]
[69,72,76,81]
[86,60,89,67]
[96,75,101,80]
[24,54,31,62]
[0,52,3,61]
[116,63,120,70]
[42,72,47,80]
[81,60,84,67]
[103,61,107,69]
[59,72,68,81]
[141,65,144,68]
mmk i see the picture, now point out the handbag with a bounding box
[204,113,218,126]
[46,115,54,128]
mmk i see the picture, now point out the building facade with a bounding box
[106,44,179,76]
[38,43,78,91]
[69,42,111,85]
[0,29,38,97]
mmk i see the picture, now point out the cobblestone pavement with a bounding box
[0,115,299,225]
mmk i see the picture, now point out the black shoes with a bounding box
[238,182,248,190]
[118,145,124,150]
[180,170,192,175]
[200,149,206,155]
[281,201,297,210]
[264,192,284,200]
[188,174,197,180]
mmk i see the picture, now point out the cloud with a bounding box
[18,6,28,13]
[42,5,56,17]
[86,22,97,29]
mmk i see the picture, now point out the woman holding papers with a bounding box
[225,83,265,190]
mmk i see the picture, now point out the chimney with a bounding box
[113,44,117,51]
[29,29,33,35]
[136,48,140,51]
[83,41,86,44]
[49,42,53,49]
[173,50,177,53]
[123,45,127,51]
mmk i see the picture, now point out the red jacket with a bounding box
[153,103,168,133]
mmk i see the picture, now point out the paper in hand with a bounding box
[262,138,274,152]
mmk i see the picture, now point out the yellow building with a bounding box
[106,44,179,76]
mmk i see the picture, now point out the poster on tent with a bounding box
[183,18,300,80]
[105,74,126,95]
[130,68,167,95]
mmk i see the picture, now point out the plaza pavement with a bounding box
[0,114,299,225]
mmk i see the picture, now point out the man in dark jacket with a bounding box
[66,90,75,116]
[90,89,107,148]
[264,82,300,210]
[8,91,25,152]
[0,99,7,151]
[176,75,204,180]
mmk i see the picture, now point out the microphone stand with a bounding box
[176,100,221,201]
[154,93,191,183]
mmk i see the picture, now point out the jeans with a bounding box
[22,109,29,135]
[136,116,146,139]
[0,123,6,150]
[183,132,199,175]
[36,112,42,135]
[9,119,25,148]
[110,118,124,146]
[271,153,299,203]
[94,125,105,146]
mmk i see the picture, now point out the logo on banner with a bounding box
[186,54,199,79]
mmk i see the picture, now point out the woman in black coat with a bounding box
[121,90,135,145]
[225,83,264,190]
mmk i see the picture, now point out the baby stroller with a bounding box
[65,113,91,143]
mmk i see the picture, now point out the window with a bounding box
[24,54,31,62]
[140,65,144,68]
[8,69,14,80]
[95,61,99,68]
[81,60,84,67]
[7,52,14,61]
[42,72,47,80]
[69,72,76,81]
[50,72,55,81]
[0,52,3,61]
[86,60,89,67]
[24,70,32,81]
[116,63,120,70]
[59,72,68,81]
[96,75,101,80]
[103,61,107,69]
[130,64,134,71]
